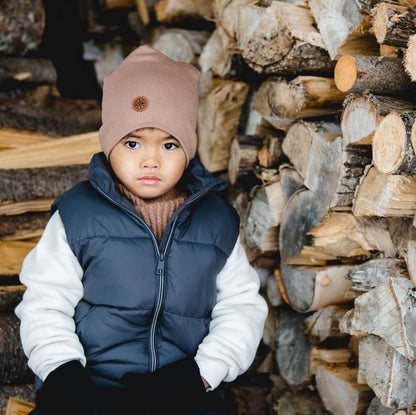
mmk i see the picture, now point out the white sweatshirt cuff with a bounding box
[195,357,228,391]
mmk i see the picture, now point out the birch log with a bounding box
[334,55,411,95]
[345,277,416,360]
[309,0,379,60]
[358,335,416,409]
[353,166,416,217]
[373,112,416,175]
[372,3,416,47]
[341,93,416,145]
[237,2,333,75]
[198,81,249,172]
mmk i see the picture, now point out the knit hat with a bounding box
[98,44,200,164]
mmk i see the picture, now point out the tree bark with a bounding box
[346,258,408,291]
[237,2,333,75]
[0,212,49,240]
[315,365,374,415]
[358,335,416,409]
[353,166,416,217]
[341,93,416,145]
[0,314,33,384]
[0,0,45,55]
[309,0,379,59]
[0,286,25,314]
[373,111,416,175]
[334,55,411,94]
[198,81,249,172]
[372,3,416,47]
[0,385,35,415]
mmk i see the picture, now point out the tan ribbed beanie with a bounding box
[98,44,200,164]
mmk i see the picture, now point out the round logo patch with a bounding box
[131,96,149,112]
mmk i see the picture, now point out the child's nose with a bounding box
[141,149,160,168]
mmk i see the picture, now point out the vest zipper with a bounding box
[93,184,217,371]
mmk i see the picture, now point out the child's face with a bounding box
[109,127,187,199]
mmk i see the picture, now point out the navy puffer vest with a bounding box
[53,153,240,387]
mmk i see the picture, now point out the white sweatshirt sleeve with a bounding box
[194,236,268,390]
[15,211,86,381]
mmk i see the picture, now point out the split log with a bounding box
[373,112,416,175]
[314,348,353,367]
[151,28,210,64]
[282,121,341,179]
[372,3,416,47]
[0,132,100,170]
[259,76,346,120]
[276,306,314,386]
[405,240,416,286]
[345,277,416,360]
[306,213,396,259]
[0,128,54,151]
[154,0,212,23]
[353,166,416,217]
[0,385,34,415]
[358,335,416,409]
[0,199,54,216]
[279,164,304,202]
[347,259,408,292]
[405,34,416,82]
[0,166,87,204]
[262,303,277,350]
[0,57,56,87]
[0,212,49,239]
[0,0,45,55]
[316,365,374,415]
[334,55,411,95]
[304,132,372,209]
[198,81,249,172]
[228,135,263,186]
[257,135,285,169]
[237,2,333,75]
[243,180,286,252]
[280,189,353,311]
[5,397,35,415]
[0,241,35,276]
[309,0,379,60]
[302,305,350,345]
[341,93,416,145]
[0,315,33,384]
[0,286,25,314]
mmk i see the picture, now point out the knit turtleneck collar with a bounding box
[117,183,187,242]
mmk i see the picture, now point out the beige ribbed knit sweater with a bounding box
[118,184,187,242]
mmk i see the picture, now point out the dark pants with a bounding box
[30,384,228,415]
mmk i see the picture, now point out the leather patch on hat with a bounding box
[132,96,149,112]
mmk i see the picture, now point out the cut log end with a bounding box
[334,55,357,93]
[405,34,416,82]
[372,3,389,45]
[373,113,407,175]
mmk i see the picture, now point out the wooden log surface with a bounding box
[367,397,402,415]
[334,55,411,95]
[0,314,32,384]
[372,3,416,47]
[373,111,416,175]
[346,277,416,360]
[0,385,34,415]
[353,166,416,217]
[237,2,333,75]
[155,0,212,23]
[341,93,416,145]
[198,81,249,172]
[315,365,374,415]
[0,241,35,276]
[0,0,45,55]
[309,0,379,59]
[263,76,346,119]
[0,212,48,240]
[0,128,54,151]
[405,34,416,82]
[0,286,25,314]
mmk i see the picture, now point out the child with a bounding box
[15,44,268,414]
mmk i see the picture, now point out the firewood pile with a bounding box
[3,0,416,414]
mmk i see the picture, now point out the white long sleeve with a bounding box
[15,211,86,381]
[194,236,268,390]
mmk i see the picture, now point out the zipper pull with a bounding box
[156,252,165,276]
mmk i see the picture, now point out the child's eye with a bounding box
[163,142,179,150]
[125,141,140,149]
